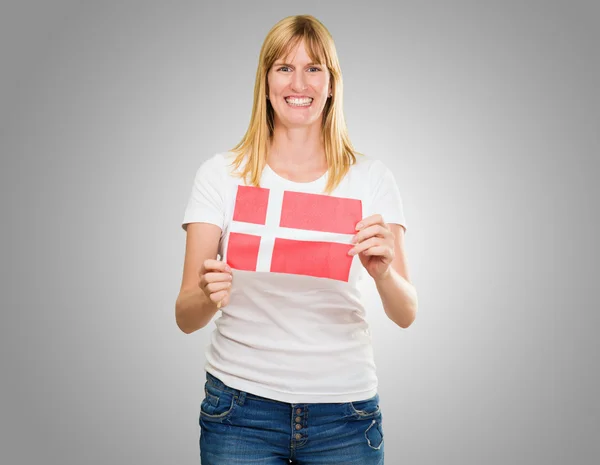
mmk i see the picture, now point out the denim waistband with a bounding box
[205,370,379,406]
[206,371,235,392]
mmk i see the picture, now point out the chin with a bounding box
[283,118,321,128]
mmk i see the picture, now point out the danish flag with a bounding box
[225,185,362,282]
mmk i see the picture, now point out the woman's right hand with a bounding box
[198,259,233,308]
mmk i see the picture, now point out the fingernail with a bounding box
[351,235,358,243]
[356,222,363,230]
[348,249,356,256]
[225,265,232,273]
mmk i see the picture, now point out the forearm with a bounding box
[374,268,418,328]
[175,287,219,334]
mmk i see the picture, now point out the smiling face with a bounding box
[266,38,332,130]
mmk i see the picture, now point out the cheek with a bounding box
[314,77,330,95]
[268,75,286,94]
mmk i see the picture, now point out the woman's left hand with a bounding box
[348,214,395,281]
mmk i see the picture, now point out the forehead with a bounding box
[277,37,325,64]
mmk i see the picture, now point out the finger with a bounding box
[352,224,390,244]
[348,237,382,256]
[216,293,231,309]
[206,281,232,293]
[203,272,233,284]
[199,272,232,289]
[209,289,230,304]
[355,214,384,231]
[202,259,232,273]
[360,245,393,259]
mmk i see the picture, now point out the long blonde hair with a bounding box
[229,15,361,194]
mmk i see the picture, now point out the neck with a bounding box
[268,122,326,167]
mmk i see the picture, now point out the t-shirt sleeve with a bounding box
[181,154,226,231]
[369,160,408,233]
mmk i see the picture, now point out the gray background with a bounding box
[1,0,598,464]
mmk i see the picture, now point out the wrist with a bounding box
[374,266,395,285]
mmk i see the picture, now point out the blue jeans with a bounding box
[199,371,384,464]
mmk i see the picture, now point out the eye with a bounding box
[277,66,291,72]
[308,67,321,72]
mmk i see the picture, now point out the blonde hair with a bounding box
[228,15,361,194]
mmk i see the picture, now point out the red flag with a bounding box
[227,186,361,282]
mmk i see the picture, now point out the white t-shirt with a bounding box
[181,152,407,403]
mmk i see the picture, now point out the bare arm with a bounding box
[349,217,418,329]
[374,224,418,328]
[175,222,223,333]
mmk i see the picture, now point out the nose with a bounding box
[291,70,307,92]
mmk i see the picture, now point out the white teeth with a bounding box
[285,97,312,106]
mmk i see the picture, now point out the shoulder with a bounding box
[198,152,230,169]
[194,152,238,178]
[351,153,391,181]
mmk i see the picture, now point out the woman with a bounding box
[176,14,418,465]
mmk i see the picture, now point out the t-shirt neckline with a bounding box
[264,163,328,188]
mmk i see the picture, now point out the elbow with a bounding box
[176,315,203,334]
[389,303,418,329]
[400,309,417,328]
[175,313,193,334]
[399,290,419,328]
[174,299,202,334]
[177,321,196,334]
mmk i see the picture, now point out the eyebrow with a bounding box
[273,62,323,67]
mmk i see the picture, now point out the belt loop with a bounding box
[237,390,246,406]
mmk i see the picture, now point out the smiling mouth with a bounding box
[285,97,313,107]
